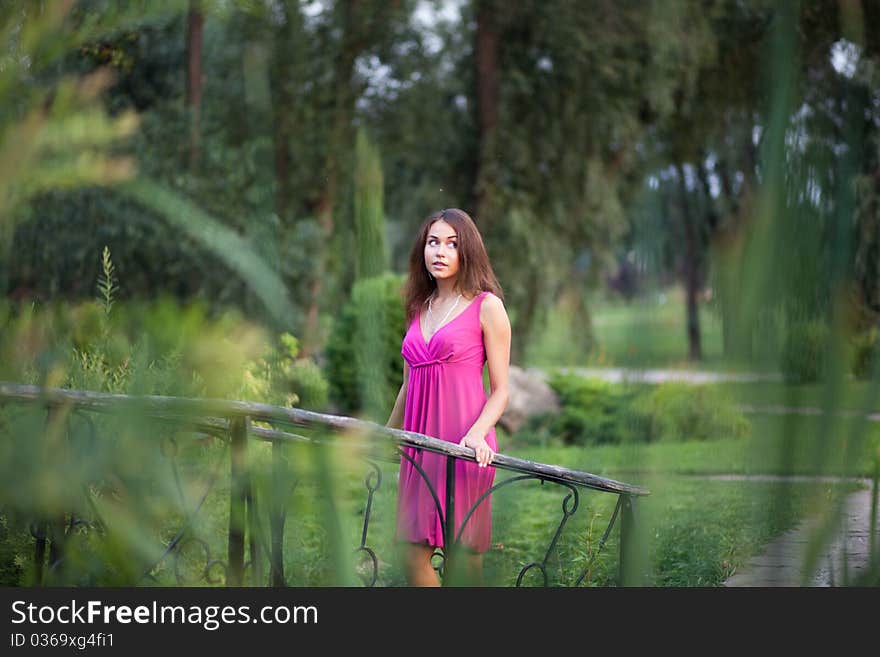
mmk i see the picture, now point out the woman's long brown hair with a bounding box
[402,208,504,324]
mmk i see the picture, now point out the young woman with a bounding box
[385,208,511,586]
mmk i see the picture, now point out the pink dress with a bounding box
[396,290,497,553]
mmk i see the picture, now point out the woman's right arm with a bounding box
[385,361,409,429]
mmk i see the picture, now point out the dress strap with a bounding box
[473,290,491,317]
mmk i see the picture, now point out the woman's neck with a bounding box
[433,279,460,301]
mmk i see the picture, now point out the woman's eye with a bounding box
[449,243,457,249]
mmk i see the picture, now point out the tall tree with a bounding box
[269,0,301,224]
[300,0,405,357]
[461,0,708,362]
[631,0,773,361]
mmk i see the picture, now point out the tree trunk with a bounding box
[716,157,737,357]
[270,2,300,223]
[676,161,702,361]
[474,0,500,227]
[186,0,203,170]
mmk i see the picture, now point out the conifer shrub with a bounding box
[324,273,407,417]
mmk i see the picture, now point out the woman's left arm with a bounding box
[460,293,511,467]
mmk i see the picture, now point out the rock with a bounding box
[499,365,559,433]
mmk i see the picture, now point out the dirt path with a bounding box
[541,368,880,584]
[544,366,782,384]
[719,478,879,586]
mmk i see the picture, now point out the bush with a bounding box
[515,374,749,446]
[241,332,330,409]
[850,327,879,380]
[0,246,323,406]
[324,272,407,418]
[780,320,831,383]
[639,383,751,442]
[517,375,648,446]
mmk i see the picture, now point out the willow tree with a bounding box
[460,0,729,362]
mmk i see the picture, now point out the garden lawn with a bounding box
[526,287,731,370]
[509,411,880,478]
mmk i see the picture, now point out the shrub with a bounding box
[242,332,329,409]
[324,272,406,417]
[1,246,322,406]
[518,375,647,446]
[514,374,749,446]
[850,327,878,380]
[640,382,751,442]
[780,320,830,383]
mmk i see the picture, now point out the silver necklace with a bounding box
[427,293,462,336]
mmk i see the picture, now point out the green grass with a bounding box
[526,286,730,370]
[510,413,880,478]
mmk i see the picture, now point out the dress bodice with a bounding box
[401,291,489,371]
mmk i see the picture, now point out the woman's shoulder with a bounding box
[478,291,508,323]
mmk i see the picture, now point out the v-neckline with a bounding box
[418,293,482,346]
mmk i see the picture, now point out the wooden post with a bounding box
[247,488,261,586]
[269,440,287,586]
[32,522,47,586]
[227,416,248,586]
[44,405,67,584]
[48,517,67,581]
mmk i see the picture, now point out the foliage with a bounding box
[636,382,751,442]
[525,376,647,446]
[241,332,329,410]
[0,245,320,403]
[2,0,878,374]
[324,273,406,417]
[0,1,148,223]
[0,247,326,585]
[519,373,749,446]
[353,129,388,280]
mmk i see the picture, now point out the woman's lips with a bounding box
[433,262,447,268]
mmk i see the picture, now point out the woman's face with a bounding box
[424,219,460,283]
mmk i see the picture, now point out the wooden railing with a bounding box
[0,383,649,586]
